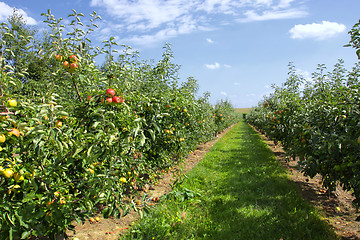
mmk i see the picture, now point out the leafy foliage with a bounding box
[247,27,360,208]
[0,9,239,239]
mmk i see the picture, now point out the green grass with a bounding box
[121,121,337,240]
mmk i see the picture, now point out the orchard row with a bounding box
[0,10,240,239]
[247,22,360,209]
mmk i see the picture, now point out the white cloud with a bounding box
[91,0,308,46]
[126,27,178,46]
[205,62,221,69]
[289,21,346,40]
[220,91,228,96]
[206,38,214,43]
[0,2,37,25]
[204,62,231,69]
[90,0,196,29]
[273,0,296,10]
[239,8,307,22]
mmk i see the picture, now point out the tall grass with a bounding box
[121,121,337,240]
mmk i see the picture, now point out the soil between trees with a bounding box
[67,123,360,240]
[254,127,360,240]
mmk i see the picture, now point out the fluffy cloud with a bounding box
[289,21,346,40]
[273,0,296,10]
[220,91,228,96]
[0,2,37,25]
[239,8,307,22]
[90,0,308,46]
[206,38,214,43]
[204,62,231,69]
[205,62,221,69]
[90,0,196,30]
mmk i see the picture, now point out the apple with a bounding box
[87,95,92,101]
[119,98,125,104]
[112,96,121,104]
[9,128,20,137]
[0,134,5,143]
[70,62,78,69]
[105,97,113,104]
[7,99,17,107]
[56,120,63,128]
[106,88,115,97]
[69,54,78,63]
[63,61,69,69]
[2,168,14,178]
[55,54,62,61]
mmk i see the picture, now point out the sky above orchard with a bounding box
[1,0,359,107]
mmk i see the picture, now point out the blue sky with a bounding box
[1,0,359,107]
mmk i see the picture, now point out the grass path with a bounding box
[121,121,337,240]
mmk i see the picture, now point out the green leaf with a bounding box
[87,145,94,157]
[122,205,132,217]
[139,132,146,146]
[58,111,69,116]
[56,140,63,153]
[109,135,116,145]
[102,207,111,218]
[72,147,84,158]
[148,129,155,141]
[21,231,31,239]
[7,213,15,226]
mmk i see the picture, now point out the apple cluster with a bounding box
[56,54,79,73]
[87,88,125,105]
[103,88,124,104]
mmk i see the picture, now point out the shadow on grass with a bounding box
[187,122,337,240]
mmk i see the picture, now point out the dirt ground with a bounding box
[255,128,360,240]
[67,123,360,240]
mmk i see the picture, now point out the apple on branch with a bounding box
[106,88,115,98]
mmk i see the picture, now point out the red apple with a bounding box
[69,54,78,63]
[112,96,121,104]
[70,63,78,69]
[87,95,92,101]
[63,61,69,69]
[106,88,115,97]
[55,54,62,61]
[105,97,113,104]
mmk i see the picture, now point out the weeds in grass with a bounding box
[121,121,338,240]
